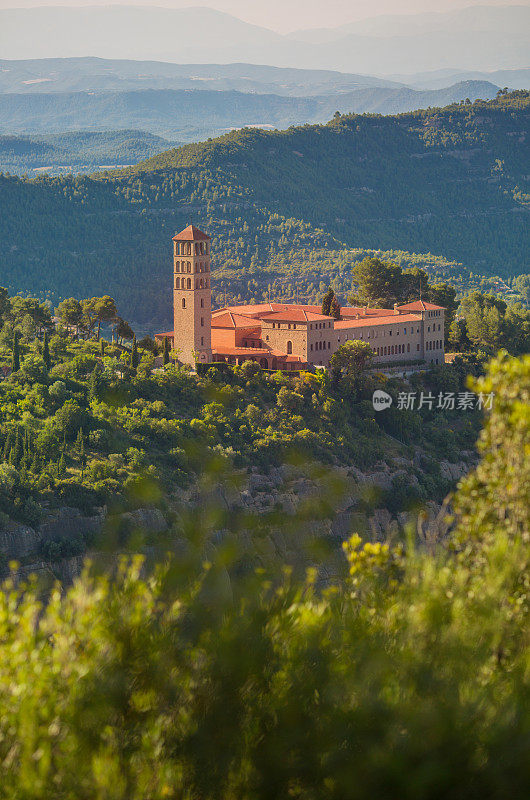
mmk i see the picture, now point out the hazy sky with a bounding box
[0,1,525,33]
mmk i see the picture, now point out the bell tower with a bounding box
[172,224,212,367]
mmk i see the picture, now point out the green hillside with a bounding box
[0,91,528,328]
[0,130,177,175]
[0,81,498,140]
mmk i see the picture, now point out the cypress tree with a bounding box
[88,367,99,403]
[13,428,22,467]
[57,451,65,478]
[100,339,106,357]
[163,336,170,365]
[31,449,40,474]
[330,297,341,320]
[321,287,334,317]
[131,334,139,369]
[76,428,86,481]
[3,431,13,462]
[12,330,20,372]
[42,330,51,371]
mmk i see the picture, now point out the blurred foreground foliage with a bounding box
[0,352,528,798]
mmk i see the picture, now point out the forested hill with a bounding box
[0,91,528,328]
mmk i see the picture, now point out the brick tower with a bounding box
[172,224,212,367]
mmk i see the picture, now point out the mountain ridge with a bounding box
[1,5,528,73]
[0,81,500,142]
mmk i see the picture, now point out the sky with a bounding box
[0,0,525,33]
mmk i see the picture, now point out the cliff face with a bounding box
[1,454,471,586]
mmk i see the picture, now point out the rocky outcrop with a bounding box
[0,453,470,585]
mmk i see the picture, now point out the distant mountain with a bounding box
[0,130,177,176]
[0,58,401,96]
[0,81,500,142]
[389,68,530,91]
[0,5,528,73]
[289,4,530,41]
[0,91,527,326]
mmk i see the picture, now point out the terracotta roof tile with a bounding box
[211,311,259,329]
[397,300,445,311]
[261,309,332,323]
[334,314,422,329]
[173,224,210,241]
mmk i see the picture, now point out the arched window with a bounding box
[201,299,204,308]
[187,278,191,289]
[182,298,186,308]
[287,341,292,354]
[187,262,191,273]
[199,278,204,288]
[175,277,180,288]
[407,343,410,352]
[175,261,180,272]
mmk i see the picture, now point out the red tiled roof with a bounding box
[212,311,260,329]
[339,307,395,318]
[220,302,290,319]
[154,331,174,338]
[173,224,210,241]
[397,300,445,311]
[334,314,422,329]
[261,309,332,323]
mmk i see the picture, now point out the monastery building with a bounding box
[156,225,445,370]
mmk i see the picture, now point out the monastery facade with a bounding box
[157,225,445,371]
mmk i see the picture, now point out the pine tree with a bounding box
[131,335,139,369]
[12,331,20,372]
[163,336,170,365]
[42,330,51,371]
[321,287,334,316]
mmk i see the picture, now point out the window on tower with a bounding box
[187,278,191,289]
[201,299,204,308]
[175,278,180,288]
[175,261,180,272]
[182,298,186,308]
